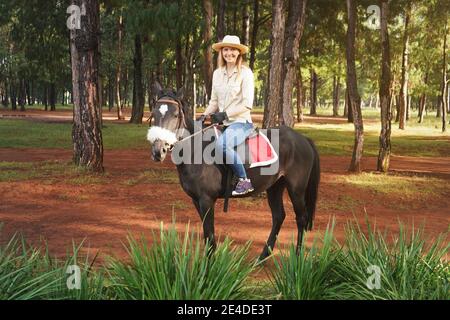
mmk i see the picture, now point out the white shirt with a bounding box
[204,65,254,125]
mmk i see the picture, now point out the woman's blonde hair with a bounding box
[217,48,246,74]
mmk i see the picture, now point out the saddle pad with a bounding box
[246,131,278,168]
[213,127,278,168]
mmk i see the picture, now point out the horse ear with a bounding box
[153,81,163,96]
[176,86,185,100]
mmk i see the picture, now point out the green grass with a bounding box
[0,218,448,300]
[0,160,107,184]
[0,232,107,300]
[0,119,148,149]
[269,220,344,300]
[1,108,448,157]
[334,220,450,300]
[267,219,449,300]
[334,173,450,200]
[106,222,256,300]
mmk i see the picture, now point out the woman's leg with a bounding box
[216,122,253,178]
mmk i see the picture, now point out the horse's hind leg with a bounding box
[285,183,308,254]
[260,178,286,261]
[192,197,216,254]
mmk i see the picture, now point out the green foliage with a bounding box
[268,219,449,300]
[106,222,256,300]
[0,232,107,300]
[269,220,344,300]
[334,220,449,300]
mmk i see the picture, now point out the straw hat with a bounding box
[212,35,249,54]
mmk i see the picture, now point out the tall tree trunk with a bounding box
[249,0,259,70]
[309,68,317,115]
[441,22,448,132]
[19,79,26,111]
[70,0,103,172]
[10,81,17,111]
[398,2,411,130]
[108,74,114,111]
[332,74,341,116]
[116,12,124,120]
[216,0,226,41]
[232,2,238,35]
[241,2,250,46]
[343,87,348,117]
[203,0,214,100]
[418,73,427,122]
[377,0,392,172]
[49,82,56,111]
[296,66,304,122]
[346,89,354,122]
[130,34,144,124]
[176,37,184,89]
[279,0,307,127]
[346,0,364,172]
[262,0,285,128]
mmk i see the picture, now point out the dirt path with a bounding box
[1,148,449,262]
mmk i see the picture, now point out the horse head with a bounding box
[147,82,189,162]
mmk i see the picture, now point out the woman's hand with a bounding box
[211,112,228,124]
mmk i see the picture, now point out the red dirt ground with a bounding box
[1,148,449,262]
[0,109,449,262]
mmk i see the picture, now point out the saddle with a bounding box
[214,126,279,212]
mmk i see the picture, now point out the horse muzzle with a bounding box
[151,140,170,162]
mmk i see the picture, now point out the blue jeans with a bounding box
[216,121,254,179]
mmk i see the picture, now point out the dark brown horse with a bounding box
[147,86,320,260]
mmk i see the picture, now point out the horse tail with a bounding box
[304,138,320,231]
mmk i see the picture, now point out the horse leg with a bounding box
[260,178,286,261]
[286,184,308,255]
[192,197,216,254]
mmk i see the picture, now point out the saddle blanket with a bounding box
[214,127,278,168]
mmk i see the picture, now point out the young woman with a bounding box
[198,35,255,196]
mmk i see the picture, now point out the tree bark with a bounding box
[377,0,392,172]
[332,74,341,116]
[346,0,364,172]
[130,34,144,124]
[310,68,317,115]
[108,74,114,111]
[176,37,184,89]
[279,0,307,127]
[19,79,26,111]
[216,0,226,41]
[49,82,56,111]
[241,1,250,46]
[70,0,104,172]
[398,2,411,130]
[203,0,214,100]
[116,12,124,120]
[441,22,448,132]
[296,66,304,122]
[249,0,260,70]
[262,0,285,128]
[418,73,427,122]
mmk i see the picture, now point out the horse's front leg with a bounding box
[192,197,216,254]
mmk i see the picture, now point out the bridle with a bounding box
[152,95,188,133]
[150,94,221,151]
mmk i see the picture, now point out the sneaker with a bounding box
[232,178,254,196]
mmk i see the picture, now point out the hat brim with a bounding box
[212,42,249,54]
